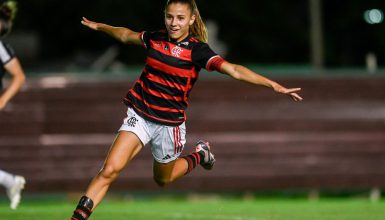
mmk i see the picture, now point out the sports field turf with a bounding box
[0,197,384,220]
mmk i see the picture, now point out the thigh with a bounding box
[103,131,144,171]
[119,107,151,147]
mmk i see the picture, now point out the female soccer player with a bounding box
[71,0,302,219]
[0,0,26,210]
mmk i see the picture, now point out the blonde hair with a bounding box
[165,0,208,43]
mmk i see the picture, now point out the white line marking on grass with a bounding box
[168,213,263,220]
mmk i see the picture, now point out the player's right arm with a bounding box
[81,17,141,45]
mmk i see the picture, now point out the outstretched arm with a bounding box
[81,17,142,45]
[219,61,303,101]
[0,58,26,110]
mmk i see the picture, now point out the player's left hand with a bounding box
[81,17,100,31]
[272,84,303,101]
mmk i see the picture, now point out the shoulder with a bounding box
[143,29,168,40]
[0,40,14,51]
[189,36,204,46]
[190,39,214,55]
[189,37,209,51]
[140,30,168,48]
[0,40,15,64]
[188,36,200,43]
[0,40,9,48]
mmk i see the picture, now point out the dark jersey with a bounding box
[124,30,225,126]
[0,40,15,90]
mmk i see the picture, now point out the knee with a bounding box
[98,164,120,180]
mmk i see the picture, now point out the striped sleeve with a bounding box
[206,55,225,72]
[0,41,15,65]
[139,31,147,48]
[140,31,152,49]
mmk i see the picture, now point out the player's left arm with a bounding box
[0,58,26,110]
[219,61,303,101]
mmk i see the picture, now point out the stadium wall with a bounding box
[1,74,385,193]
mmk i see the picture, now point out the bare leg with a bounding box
[85,131,143,209]
[153,158,188,187]
[152,140,215,187]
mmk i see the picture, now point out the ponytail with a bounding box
[189,0,208,43]
[165,0,208,43]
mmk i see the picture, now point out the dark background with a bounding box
[7,0,385,70]
[2,0,385,196]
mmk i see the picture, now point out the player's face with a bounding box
[165,3,195,42]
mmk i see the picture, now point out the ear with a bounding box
[189,14,196,26]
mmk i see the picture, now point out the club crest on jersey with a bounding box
[171,46,183,57]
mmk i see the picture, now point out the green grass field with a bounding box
[0,197,384,220]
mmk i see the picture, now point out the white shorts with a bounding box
[119,107,186,163]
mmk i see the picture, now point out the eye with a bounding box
[166,14,173,19]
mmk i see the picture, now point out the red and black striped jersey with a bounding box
[124,30,225,126]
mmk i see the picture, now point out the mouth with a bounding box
[169,28,180,34]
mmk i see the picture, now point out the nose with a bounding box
[170,18,177,26]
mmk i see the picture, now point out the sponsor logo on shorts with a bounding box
[126,116,138,127]
[162,155,172,160]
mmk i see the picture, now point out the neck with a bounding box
[169,33,190,42]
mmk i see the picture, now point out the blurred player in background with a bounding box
[0,170,25,209]
[0,0,26,210]
[71,0,302,219]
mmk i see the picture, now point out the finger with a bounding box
[81,17,92,26]
[81,21,93,29]
[81,19,87,26]
[291,96,299,102]
[291,93,303,101]
[285,88,301,93]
